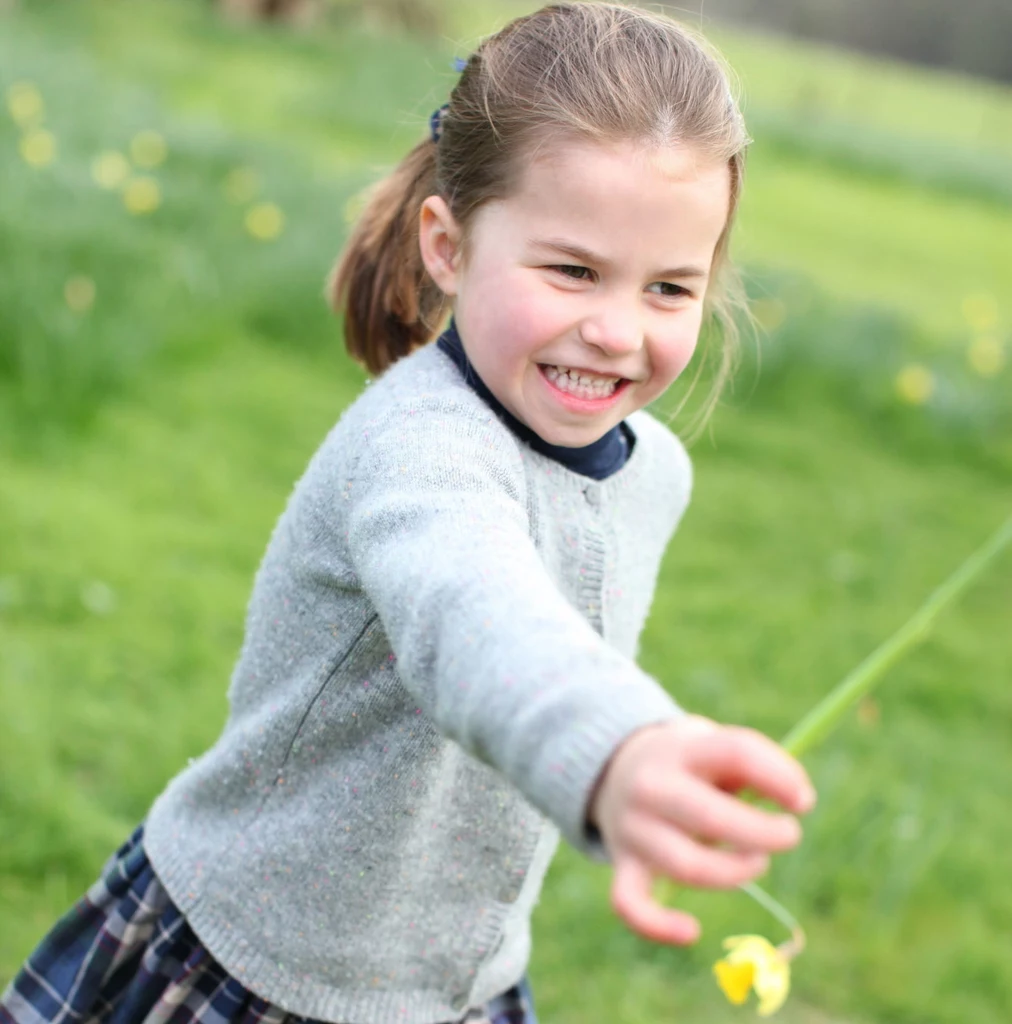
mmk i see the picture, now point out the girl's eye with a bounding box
[648,281,689,298]
[552,265,594,281]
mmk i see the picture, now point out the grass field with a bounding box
[1,3,1011,1022]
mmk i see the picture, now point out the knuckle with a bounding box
[693,804,723,840]
[678,847,756,889]
[631,770,664,808]
[777,816,802,847]
[728,725,767,761]
[615,809,647,849]
[731,724,764,745]
[721,741,748,776]
[667,847,709,888]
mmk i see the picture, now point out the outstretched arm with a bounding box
[345,397,684,861]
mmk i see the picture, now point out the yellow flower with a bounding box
[961,293,998,333]
[123,176,161,214]
[7,81,44,127]
[895,363,934,405]
[714,935,791,1017]
[245,201,285,241]
[19,129,56,168]
[129,129,167,168]
[223,166,261,204]
[968,336,1005,378]
[64,275,96,314]
[92,150,131,190]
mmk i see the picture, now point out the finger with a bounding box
[611,855,700,945]
[626,817,770,889]
[664,774,802,853]
[686,727,816,814]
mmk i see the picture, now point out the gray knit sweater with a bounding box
[145,341,691,1024]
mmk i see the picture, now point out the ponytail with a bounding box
[328,139,449,375]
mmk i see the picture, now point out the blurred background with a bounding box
[1,1,1009,1022]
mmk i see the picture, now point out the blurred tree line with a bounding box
[679,0,1012,83]
[5,0,1009,82]
[214,0,439,33]
[214,0,1012,83]
[0,1,443,31]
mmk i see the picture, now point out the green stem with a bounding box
[673,516,1011,941]
[780,513,1012,759]
[739,881,801,936]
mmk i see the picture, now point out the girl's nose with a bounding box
[579,306,644,357]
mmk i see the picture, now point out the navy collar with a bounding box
[436,321,633,481]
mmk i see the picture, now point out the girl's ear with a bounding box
[418,196,463,297]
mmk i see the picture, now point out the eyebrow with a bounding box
[528,237,710,280]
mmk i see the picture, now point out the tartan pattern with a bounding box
[0,827,537,1024]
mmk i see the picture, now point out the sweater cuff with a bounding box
[545,685,687,865]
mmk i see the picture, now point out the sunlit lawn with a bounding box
[1,3,1010,1023]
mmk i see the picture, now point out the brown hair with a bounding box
[329,1,750,425]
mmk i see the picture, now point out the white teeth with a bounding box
[543,364,621,398]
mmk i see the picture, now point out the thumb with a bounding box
[610,855,701,946]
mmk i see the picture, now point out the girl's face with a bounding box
[419,138,731,447]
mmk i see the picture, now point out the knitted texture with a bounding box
[145,342,692,1024]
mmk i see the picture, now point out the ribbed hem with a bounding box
[144,798,528,1024]
[539,672,685,865]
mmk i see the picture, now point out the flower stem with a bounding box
[739,514,1010,951]
[739,881,800,935]
[780,513,1012,759]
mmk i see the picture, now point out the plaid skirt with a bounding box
[0,826,538,1024]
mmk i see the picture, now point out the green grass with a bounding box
[734,156,1012,338]
[5,0,1010,348]
[707,24,1012,160]
[3,330,1009,1024]
[1,3,1011,1023]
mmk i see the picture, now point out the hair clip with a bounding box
[429,103,449,144]
[430,58,466,143]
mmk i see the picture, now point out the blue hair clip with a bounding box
[431,57,467,143]
[429,103,449,144]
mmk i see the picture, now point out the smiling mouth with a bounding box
[539,364,627,399]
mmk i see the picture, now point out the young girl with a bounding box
[1,4,815,1024]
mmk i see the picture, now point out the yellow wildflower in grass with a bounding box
[857,694,880,728]
[7,81,44,127]
[714,935,791,1017]
[895,363,934,405]
[968,336,1005,378]
[709,516,1012,1019]
[130,130,167,169]
[224,166,261,204]
[123,176,162,215]
[961,293,999,333]
[92,150,131,190]
[245,202,285,241]
[19,129,56,168]
[64,276,96,314]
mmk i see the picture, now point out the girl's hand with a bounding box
[587,714,816,945]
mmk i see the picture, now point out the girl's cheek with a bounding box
[676,335,700,376]
[654,328,699,385]
[643,335,700,399]
[496,287,561,348]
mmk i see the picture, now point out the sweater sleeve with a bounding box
[344,395,684,864]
